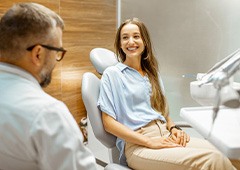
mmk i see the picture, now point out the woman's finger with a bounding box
[179,131,184,146]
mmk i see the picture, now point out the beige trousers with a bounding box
[125,120,240,170]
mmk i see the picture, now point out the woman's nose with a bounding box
[128,37,134,44]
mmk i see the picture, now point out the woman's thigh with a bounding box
[125,142,234,170]
[187,137,240,169]
[125,121,235,170]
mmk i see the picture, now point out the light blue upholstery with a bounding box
[82,72,130,169]
[82,72,116,148]
[82,48,131,169]
[90,48,118,75]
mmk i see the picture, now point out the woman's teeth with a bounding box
[128,47,137,51]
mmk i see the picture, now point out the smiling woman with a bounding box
[97,17,239,170]
[120,23,145,70]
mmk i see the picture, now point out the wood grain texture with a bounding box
[0,0,116,125]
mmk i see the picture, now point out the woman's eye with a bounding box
[134,35,140,39]
[122,36,128,40]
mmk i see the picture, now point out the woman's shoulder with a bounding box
[101,63,126,83]
[103,63,122,75]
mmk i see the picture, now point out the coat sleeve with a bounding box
[30,101,98,170]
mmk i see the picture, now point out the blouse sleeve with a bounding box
[97,72,117,120]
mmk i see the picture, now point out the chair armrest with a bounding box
[175,121,192,128]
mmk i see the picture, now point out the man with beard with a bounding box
[0,3,97,170]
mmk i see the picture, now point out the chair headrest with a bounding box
[90,48,118,74]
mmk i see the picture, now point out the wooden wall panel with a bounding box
[60,0,116,124]
[0,0,116,126]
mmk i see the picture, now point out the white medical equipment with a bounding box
[180,49,240,159]
[189,49,240,138]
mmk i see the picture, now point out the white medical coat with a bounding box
[0,62,97,170]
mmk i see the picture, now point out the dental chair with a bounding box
[82,48,130,170]
[81,48,191,170]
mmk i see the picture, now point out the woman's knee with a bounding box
[203,151,235,170]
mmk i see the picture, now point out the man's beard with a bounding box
[39,71,52,88]
[39,61,54,88]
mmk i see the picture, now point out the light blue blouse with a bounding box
[97,62,166,165]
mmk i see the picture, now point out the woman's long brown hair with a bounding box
[114,18,168,118]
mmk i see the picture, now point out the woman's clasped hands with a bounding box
[145,129,190,149]
[170,128,190,147]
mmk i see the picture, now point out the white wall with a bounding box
[120,0,240,121]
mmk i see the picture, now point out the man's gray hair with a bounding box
[0,3,64,59]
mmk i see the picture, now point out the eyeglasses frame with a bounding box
[26,44,67,61]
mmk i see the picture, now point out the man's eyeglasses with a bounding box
[26,44,67,61]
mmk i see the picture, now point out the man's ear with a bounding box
[30,45,44,66]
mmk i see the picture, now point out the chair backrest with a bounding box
[81,72,116,148]
[82,48,121,164]
[90,48,118,74]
